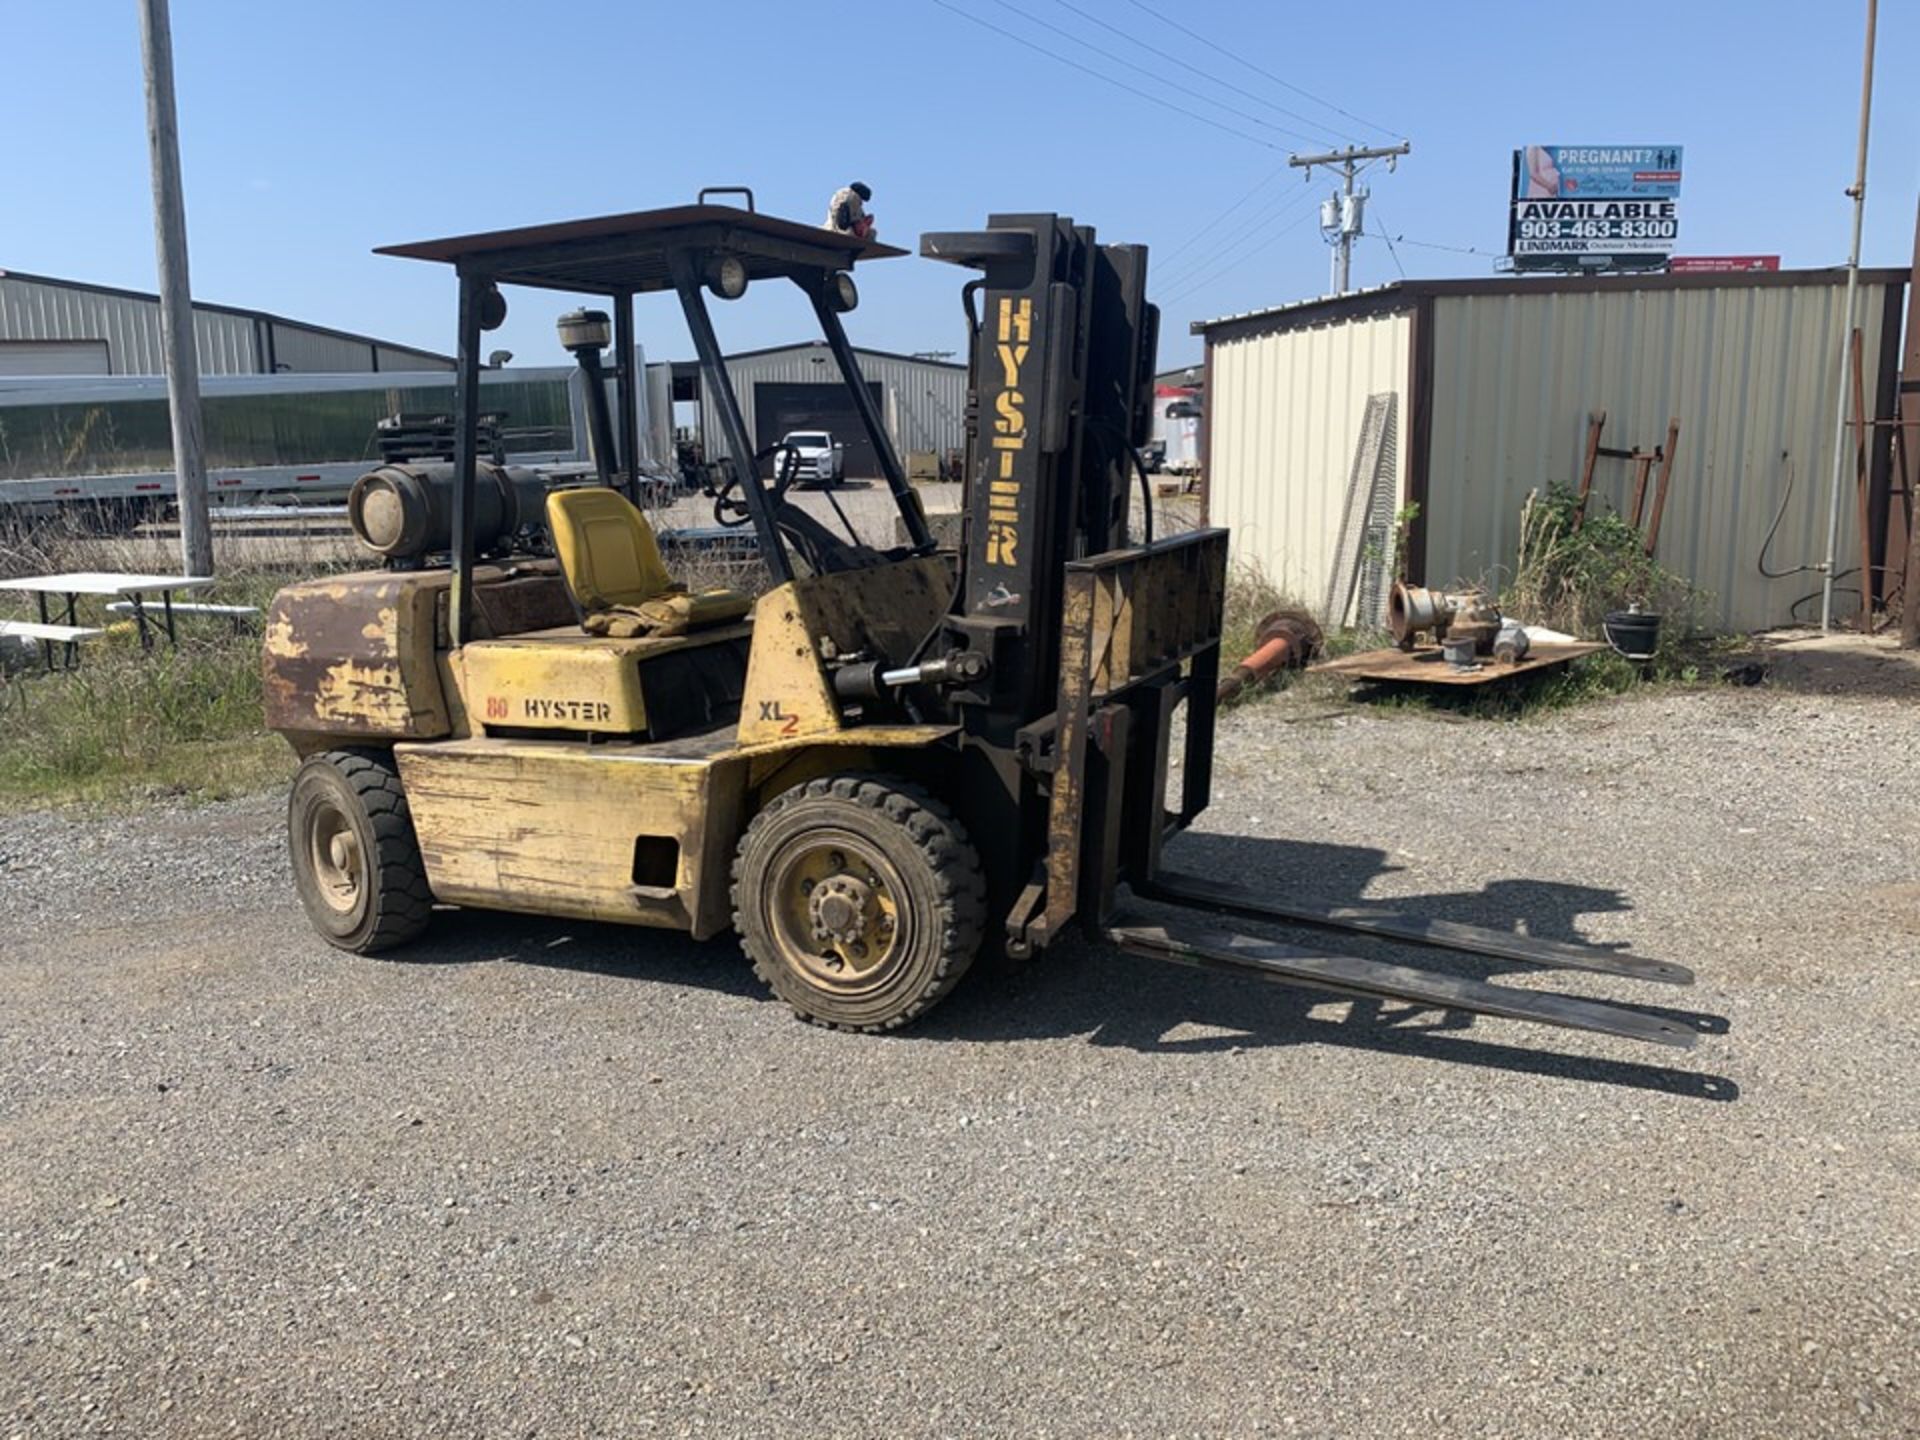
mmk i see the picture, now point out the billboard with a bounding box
[1508,145,1682,271]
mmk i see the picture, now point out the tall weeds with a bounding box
[1504,485,1700,649]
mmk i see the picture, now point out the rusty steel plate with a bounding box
[1312,641,1607,687]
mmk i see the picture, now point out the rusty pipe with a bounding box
[1218,609,1322,702]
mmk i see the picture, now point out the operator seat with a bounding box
[546,487,750,638]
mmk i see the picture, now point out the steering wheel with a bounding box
[706,443,801,528]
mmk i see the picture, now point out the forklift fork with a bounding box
[1103,917,1699,1049]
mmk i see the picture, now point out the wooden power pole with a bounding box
[1901,196,1920,648]
[1289,142,1411,296]
[137,0,213,578]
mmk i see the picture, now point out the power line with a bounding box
[1154,181,1317,289]
[1046,0,1350,146]
[1119,0,1402,141]
[1153,145,1393,296]
[1156,182,1319,288]
[1361,200,1407,280]
[980,0,1331,147]
[1157,174,1315,283]
[1155,168,1287,269]
[1160,211,1317,309]
[927,0,1283,150]
[1377,224,1407,280]
[1160,202,1322,306]
[1368,227,1498,258]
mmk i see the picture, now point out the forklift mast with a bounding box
[922,215,1159,723]
[920,214,1222,955]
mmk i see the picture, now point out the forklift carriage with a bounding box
[263,193,1701,1049]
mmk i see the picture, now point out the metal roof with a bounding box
[689,339,965,370]
[1193,267,1911,338]
[375,204,904,295]
[0,266,454,366]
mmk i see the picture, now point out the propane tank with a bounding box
[348,461,546,561]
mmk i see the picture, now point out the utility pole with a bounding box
[1291,142,1410,296]
[137,0,213,578]
[1899,194,1920,649]
[1818,0,1876,632]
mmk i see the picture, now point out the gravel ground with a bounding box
[2,665,1916,1438]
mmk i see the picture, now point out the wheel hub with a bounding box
[773,839,901,986]
[309,804,363,913]
[810,874,875,945]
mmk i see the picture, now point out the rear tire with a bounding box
[288,749,433,954]
[732,775,985,1031]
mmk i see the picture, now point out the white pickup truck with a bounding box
[775,430,846,488]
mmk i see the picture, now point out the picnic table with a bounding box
[0,571,216,670]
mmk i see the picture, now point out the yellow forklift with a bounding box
[264,192,1701,1048]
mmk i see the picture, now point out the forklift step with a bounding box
[1141,870,1691,987]
[1105,918,1699,1049]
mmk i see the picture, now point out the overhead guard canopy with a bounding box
[375,204,905,293]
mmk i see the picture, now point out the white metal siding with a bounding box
[700,344,966,463]
[0,339,112,375]
[0,275,258,374]
[268,322,373,373]
[1426,280,1894,630]
[1206,312,1411,611]
[375,344,454,373]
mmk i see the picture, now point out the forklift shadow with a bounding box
[1167,831,1643,955]
[413,907,767,1002]
[925,938,1735,1102]
[924,831,1736,1102]
[408,839,1735,1102]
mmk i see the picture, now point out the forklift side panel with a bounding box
[263,571,451,741]
[455,624,751,738]
[737,556,952,746]
[264,561,575,746]
[394,736,747,939]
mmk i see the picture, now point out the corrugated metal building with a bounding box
[688,342,966,477]
[0,269,452,377]
[1195,268,1907,631]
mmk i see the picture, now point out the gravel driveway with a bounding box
[2,667,1915,1438]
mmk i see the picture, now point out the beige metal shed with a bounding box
[1195,268,1907,632]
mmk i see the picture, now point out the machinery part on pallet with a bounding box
[1387,581,1503,653]
[1217,608,1323,702]
[287,749,434,954]
[731,775,987,1031]
[348,460,543,561]
[1140,868,1692,986]
[1106,918,1698,1048]
[1493,620,1531,664]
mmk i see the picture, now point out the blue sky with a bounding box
[3,1,1914,371]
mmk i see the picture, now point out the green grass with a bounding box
[0,570,295,812]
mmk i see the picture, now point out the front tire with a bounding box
[288,749,433,954]
[732,775,985,1031]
